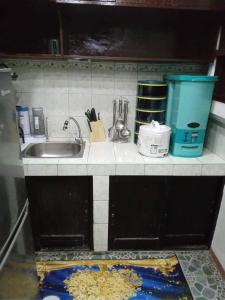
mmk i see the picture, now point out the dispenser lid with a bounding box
[164,75,218,82]
[138,80,167,86]
[16,105,29,112]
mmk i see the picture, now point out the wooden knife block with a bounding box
[89,120,106,142]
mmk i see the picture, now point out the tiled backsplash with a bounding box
[3,59,208,140]
[207,115,225,269]
[206,117,225,160]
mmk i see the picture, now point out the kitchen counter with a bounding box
[22,141,225,251]
[22,142,225,176]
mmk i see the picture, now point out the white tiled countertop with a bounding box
[22,141,225,176]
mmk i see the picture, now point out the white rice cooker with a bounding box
[137,121,171,158]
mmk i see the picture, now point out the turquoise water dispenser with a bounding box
[165,75,218,157]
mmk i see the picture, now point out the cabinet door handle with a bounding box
[111,213,115,218]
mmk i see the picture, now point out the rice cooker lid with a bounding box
[139,122,171,135]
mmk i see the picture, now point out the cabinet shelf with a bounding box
[51,0,225,11]
[64,55,211,63]
[0,53,64,60]
[0,53,211,63]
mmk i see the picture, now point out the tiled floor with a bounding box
[36,250,225,300]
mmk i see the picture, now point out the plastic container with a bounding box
[136,96,167,110]
[138,80,167,97]
[16,106,31,136]
[136,109,166,123]
[165,75,218,157]
[32,107,45,137]
[137,121,171,157]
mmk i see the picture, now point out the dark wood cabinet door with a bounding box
[0,1,59,55]
[26,176,93,250]
[109,176,166,250]
[163,176,224,249]
[62,5,220,61]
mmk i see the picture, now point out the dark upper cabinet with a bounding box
[61,5,220,61]
[26,176,93,251]
[109,176,167,250]
[109,176,224,251]
[0,1,59,56]
[0,0,222,62]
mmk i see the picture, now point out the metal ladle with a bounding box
[120,100,131,139]
[115,98,125,132]
[108,99,117,139]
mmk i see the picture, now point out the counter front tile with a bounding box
[87,164,115,176]
[144,155,173,176]
[169,156,202,176]
[58,164,87,176]
[198,149,225,176]
[28,164,58,176]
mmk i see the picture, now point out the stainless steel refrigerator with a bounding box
[0,68,39,299]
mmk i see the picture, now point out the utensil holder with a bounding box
[89,120,105,142]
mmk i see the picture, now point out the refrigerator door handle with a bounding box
[0,200,29,258]
[0,207,28,271]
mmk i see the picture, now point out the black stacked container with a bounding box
[134,80,168,143]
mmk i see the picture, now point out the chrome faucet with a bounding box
[63,117,83,144]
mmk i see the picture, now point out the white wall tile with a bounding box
[94,201,109,224]
[115,75,137,96]
[45,92,69,117]
[68,69,91,94]
[206,119,225,161]
[91,63,115,95]
[18,92,46,114]
[69,93,92,116]
[19,69,44,92]
[93,224,108,251]
[43,71,68,93]
[93,176,109,200]
[47,115,70,139]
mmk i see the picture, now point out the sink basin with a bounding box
[22,142,85,158]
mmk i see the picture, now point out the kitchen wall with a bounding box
[3,59,207,140]
[206,116,225,269]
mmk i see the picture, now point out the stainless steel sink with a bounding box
[22,142,85,158]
